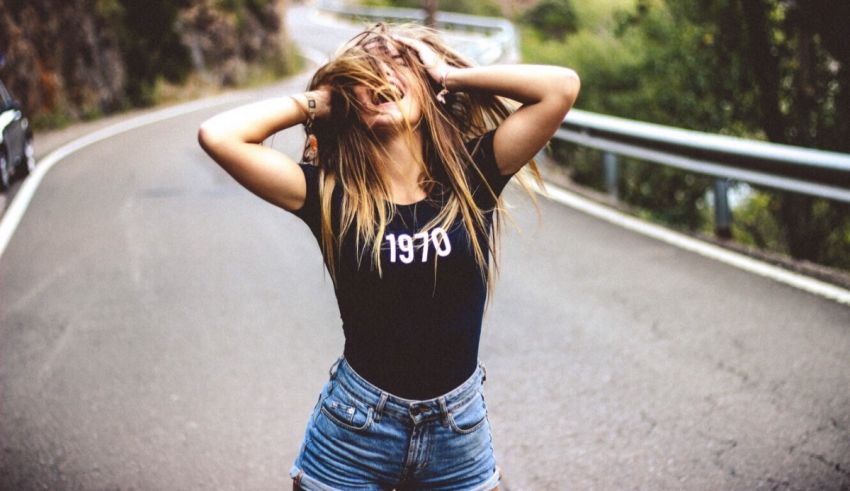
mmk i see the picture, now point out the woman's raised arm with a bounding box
[445,65,579,175]
[197,90,329,211]
[395,36,579,176]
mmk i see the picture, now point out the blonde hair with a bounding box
[303,23,542,292]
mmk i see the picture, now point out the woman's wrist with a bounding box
[291,88,331,125]
[442,66,461,91]
[290,94,312,126]
[435,66,454,104]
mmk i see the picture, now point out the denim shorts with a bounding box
[289,356,500,490]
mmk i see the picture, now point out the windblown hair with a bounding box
[304,23,542,292]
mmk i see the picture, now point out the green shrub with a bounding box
[521,0,578,39]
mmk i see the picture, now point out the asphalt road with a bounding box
[1,6,849,490]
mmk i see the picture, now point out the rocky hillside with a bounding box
[0,0,292,127]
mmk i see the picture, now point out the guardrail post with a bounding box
[603,151,619,200]
[713,178,732,239]
[424,0,437,27]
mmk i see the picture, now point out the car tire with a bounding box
[20,136,35,176]
[0,148,10,191]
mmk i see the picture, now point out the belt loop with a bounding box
[438,397,450,427]
[374,393,388,422]
[480,361,487,384]
[329,356,342,379]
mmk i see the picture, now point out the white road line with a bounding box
[528,180,850,306]
[0,93,251,260]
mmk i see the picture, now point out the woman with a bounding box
[199,23,579,491]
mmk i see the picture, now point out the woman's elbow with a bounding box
[197,121,227,155]
[555,68,580,113]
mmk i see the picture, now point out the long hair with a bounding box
[303,23,542,293]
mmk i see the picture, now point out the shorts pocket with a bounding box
[318,385,374,432]
[448,390,488,435]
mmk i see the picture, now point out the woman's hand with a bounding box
[393,35,453,84]
[440,64,579,176]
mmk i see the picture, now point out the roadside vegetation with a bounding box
[518,0,850,274]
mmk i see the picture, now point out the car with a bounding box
[0,78,35,191]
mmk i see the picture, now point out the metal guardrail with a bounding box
[317,2,850,238]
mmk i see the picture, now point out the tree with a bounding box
[111,0,193,105]
[675,0,850,261]
[522,0,578,40]
[522,0,850,268]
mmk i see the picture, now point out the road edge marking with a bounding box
[0,93,251,260]
[529,180,850,306]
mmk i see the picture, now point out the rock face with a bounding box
[0,0,126,123]
[0,0,291,127]
[177,0,292,87]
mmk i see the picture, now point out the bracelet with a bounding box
[436,68,452,104]
[291,94,317,130]
[304,93,317,131]
[292,93,319,162]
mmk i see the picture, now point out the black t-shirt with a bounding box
[293,130,514,399]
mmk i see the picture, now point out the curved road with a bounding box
[1,6,849,490]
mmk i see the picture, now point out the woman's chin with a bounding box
[366,110,419,132]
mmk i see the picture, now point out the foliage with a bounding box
[522,0,757,135]
[733,189,850,270]
[109,0,194,106]
[521,0,578,40]
[216,0,277,29]
[667,0,850,264]
[550,141,713,231]
[520,0,850,272]
[731,188,787,252]
[30,107,73,130]
[217,0,274,12]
